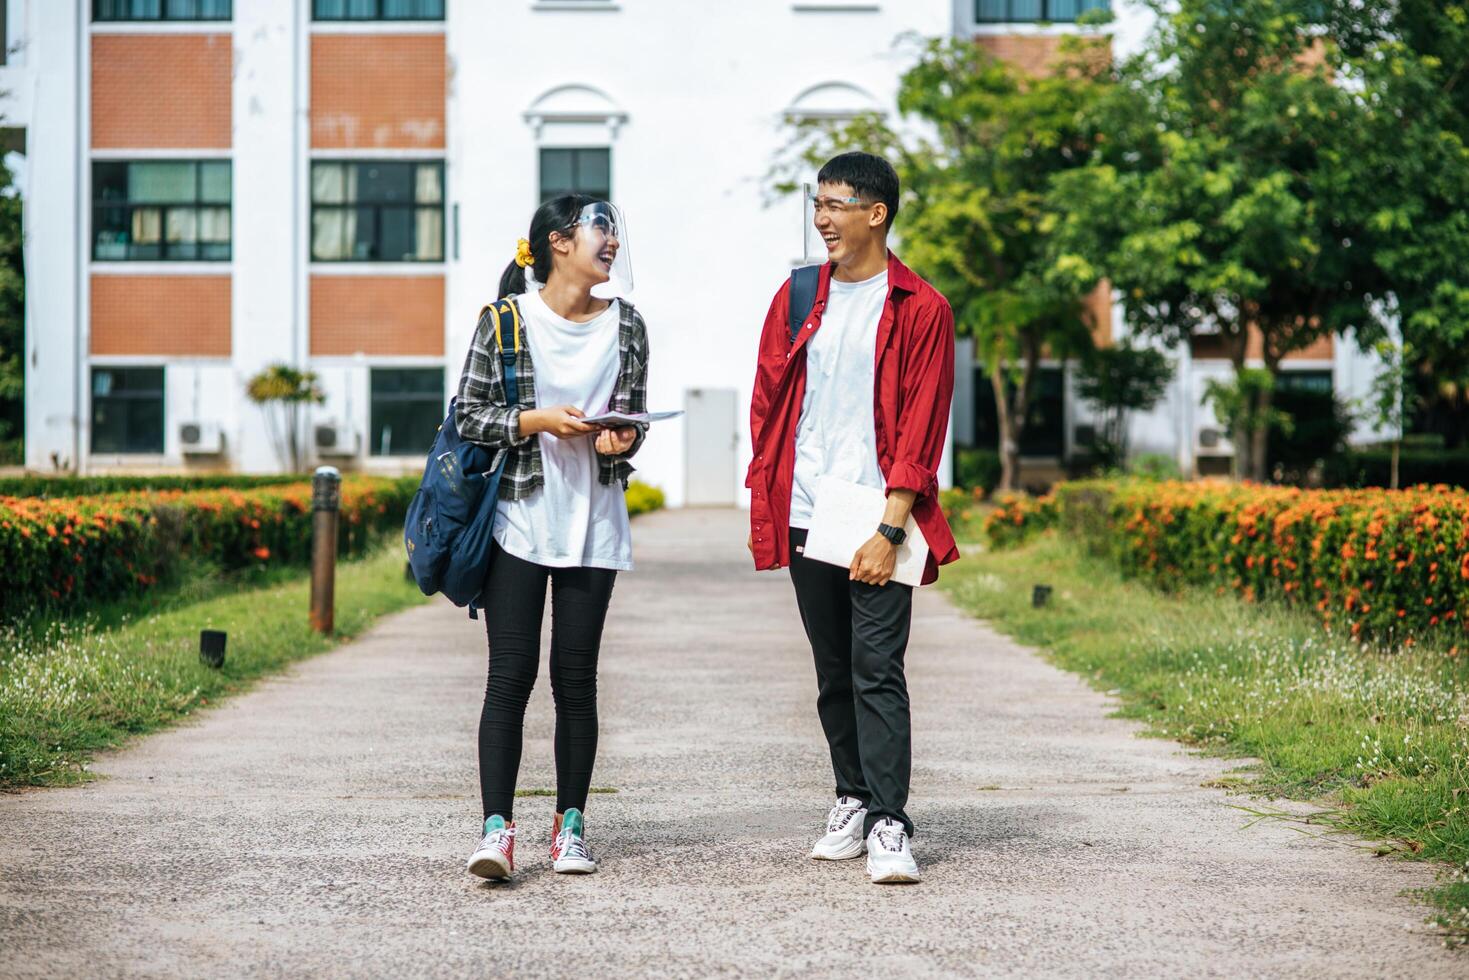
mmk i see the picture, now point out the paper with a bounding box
[581,410,684,429]
[802,476,930,587]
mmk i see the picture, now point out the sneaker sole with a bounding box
[467,854,512,880]
[553,858,598,874]
[811,838,867,861]
[867,862,921,884]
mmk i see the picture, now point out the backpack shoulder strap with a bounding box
[788,264,822,344]
[479,299,523,406]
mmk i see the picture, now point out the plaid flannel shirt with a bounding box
[454,295,648,500]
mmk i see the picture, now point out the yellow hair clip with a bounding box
[514,238,535,268]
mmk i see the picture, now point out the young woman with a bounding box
[455,194,648,881]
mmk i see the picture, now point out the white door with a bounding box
[684,388,738,506]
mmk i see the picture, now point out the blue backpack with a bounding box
[403,299,523,618]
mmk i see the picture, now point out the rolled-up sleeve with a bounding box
[886,297,955,498]
[456,308,532,450]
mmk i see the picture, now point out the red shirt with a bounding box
[746,252,960,585]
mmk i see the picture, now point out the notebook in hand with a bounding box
[801,476,930,587]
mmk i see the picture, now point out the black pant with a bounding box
[478,542,617,822]
[788,527,915,836]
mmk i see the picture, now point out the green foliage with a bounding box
[0,477,416,621]
[1128,452,1182,480]
[772,35,1110,488]
[0,545,427,787]
[624,480,665,517]
[954,447,1003,493]
[246,364,326,473]
[1202,369,1293,478]
[1074,342,1173,465]
[1323,448,1469,490]
[0,474,305,499]
[1051,0,1387,479]
[0,162,23,453]
[942,532,1469,944]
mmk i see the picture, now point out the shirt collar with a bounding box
[817,250,922,297]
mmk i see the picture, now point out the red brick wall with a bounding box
[311,35,446,149]
[310,276,445,356]
[92,35,232,149]
[1190,328,1336,361]
[90,275,232,356]
[976,34,1111,78]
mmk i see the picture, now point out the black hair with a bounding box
[498,193,596,297]
[816,151,900,228]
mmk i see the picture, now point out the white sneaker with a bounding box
[466,816,516,880]
[865,818,920,884]
[810,796,868,860]
[550,808,598,875]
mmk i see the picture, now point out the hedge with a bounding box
[0,477,416,622]
[986,479,1469,645]
[1322,449,1469,490]
[0,474,306,499]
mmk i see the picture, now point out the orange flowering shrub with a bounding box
[0,477,415,621]
[982,492,1058,549]
[992,478,1469,643]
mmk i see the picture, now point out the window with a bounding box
[311,161,444,262]
[312,0,444,20]
[94,0,232,21]
[974,0,1108,23]
[539,148,610,203]
[370,368,443,456]
[969,367,1065,457]
[91,367,165,455]
[93,161,231,261]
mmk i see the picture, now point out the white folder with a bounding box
[801,476,930,587]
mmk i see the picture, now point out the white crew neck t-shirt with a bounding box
[491,289,633,571]
[789,269,888,529]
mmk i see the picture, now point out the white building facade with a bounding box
[10,0,1382,498]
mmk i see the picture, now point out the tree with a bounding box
[245,364,324,473]
[1051,0,1389,481]
[1202,369,1294,482]
[1073,341,1173,467]
[1315,1,1469,450]
[0,160,23,465]
[771,35,1110,491]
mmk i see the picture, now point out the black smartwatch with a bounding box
[877,523,907,546]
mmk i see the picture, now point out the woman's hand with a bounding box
[521,406,595,440]
[595,426,638,456]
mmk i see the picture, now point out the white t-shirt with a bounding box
[789,269,888,529]
[492,290,633,571]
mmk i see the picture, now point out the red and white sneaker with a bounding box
[550,808,598,874]
[467,815,516,880]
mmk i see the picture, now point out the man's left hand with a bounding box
[850,533,897,586]
[595,426,638,456]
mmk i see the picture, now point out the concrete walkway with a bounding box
[0,509,1457,978]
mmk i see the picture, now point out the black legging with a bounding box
[478,541,617,822]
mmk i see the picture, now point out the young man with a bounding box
[746,152,959,884]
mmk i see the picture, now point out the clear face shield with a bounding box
[580,201,633,299]
[802,182,825,264]
[522,201,632,298]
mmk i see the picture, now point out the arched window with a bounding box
[783,81,885,124]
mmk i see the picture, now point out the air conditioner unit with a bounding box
[1197,426,1234,453]
[178,421,224,455]
[314,421,360,457]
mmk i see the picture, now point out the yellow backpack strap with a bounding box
[485,299,524,354]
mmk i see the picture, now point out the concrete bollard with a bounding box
[310,466,341,635]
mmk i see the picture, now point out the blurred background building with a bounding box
[4,0,1385,498]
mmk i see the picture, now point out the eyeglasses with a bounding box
[808,194,869,216]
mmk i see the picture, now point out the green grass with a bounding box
[941,531,1469,946]
[0,543,427,789]
[515,786,619,798]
